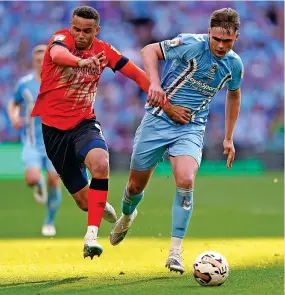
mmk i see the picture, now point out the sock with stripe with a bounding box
[122,187,144,216]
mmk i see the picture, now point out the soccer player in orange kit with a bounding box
[31,6,177,259]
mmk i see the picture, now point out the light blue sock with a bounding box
[171,187,193,238]
[34,177,44,190]
[45,186,62,225]
[122,188,144,216]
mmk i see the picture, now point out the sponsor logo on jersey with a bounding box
[163,38,182,51]
[54,35,66,42]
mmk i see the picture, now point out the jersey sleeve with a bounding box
[13,81,24,105]
[48,31,74,51]
[104,43,129,72]
[227,56,244,91]
[159,34,200,61]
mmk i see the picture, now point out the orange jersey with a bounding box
[31,29,127,130]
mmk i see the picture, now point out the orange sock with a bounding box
[88,178,108,227]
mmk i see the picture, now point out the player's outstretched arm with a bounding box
[50,45,105,68]
[118,60,150,93]
[141,43,166,107]
[118,60,190,125]
[223,88,241,168]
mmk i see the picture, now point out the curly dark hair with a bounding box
[210,8,240,32]
[72,6,100,24]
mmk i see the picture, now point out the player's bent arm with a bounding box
[225,88,241,140]
[50,45,81,67]
[141,43,164,85]
[7,100,22,129]
[118,60,150,93]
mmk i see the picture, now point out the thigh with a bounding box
[168,128,205,166]
[42,124,88,194]
[131,113,169,171]
[73,118,108,162]
[22,145,42,170]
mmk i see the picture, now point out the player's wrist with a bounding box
[77,58,83,67]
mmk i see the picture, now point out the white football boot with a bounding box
[165,248,185,274]
[103,202,117,223]
[83,231,103,259]
[109,209,137,246]
[33,182,47,204]
[41,224,56,237]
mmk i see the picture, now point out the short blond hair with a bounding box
[32,44,47,55]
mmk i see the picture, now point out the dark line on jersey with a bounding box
[159,43,166,60]
[165,59,194,96]
[113,56,129,72]
[154,59,194,116]
[50,41,69,50]
[228,87,240,91]
[218,74,232,90]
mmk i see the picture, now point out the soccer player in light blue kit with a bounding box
[110,8,244,273]
[7,45,62,236]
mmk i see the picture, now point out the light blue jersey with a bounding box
[146,34,244,126]
[131,34,243,171]
[14,73,46,152]
[13,73,55,171]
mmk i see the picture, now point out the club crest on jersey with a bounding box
[54,34,66,41]
[205,63,218,80]
[209,63,218,75]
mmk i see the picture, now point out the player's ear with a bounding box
[235,32,239,42]
[94,26,100,36]
[207,28,210,37]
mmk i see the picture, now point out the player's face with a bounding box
[208,27,238,58]
[32,51,45,73]
[70,16,100,50]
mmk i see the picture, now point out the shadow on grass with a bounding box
[0,276,87,288]
[92,275,201,290]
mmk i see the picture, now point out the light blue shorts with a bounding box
[22,144,57,173]
[131,112,205,171]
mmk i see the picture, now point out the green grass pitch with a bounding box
[0,172,283,294]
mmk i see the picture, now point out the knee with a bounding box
[47,174,60,187]
[176,173,195,189]
[25,175,41,186]
[89,158,109,179]
[127,180,144,196]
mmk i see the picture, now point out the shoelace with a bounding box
[169,248,184,261]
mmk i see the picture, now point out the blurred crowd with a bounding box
[0,1,284,153]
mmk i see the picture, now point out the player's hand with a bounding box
[147,83,166,107]
[162,101,191,125]
[11,116,24,130]
[78,51,106,68]
[223,139,235,168]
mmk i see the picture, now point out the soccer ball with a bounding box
[192,251,229,286]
